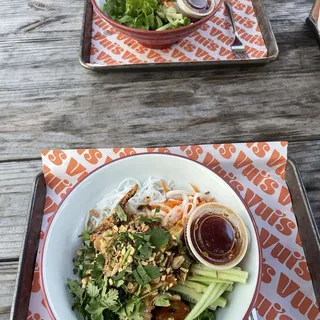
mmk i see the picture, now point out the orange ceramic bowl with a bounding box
[91,0,225,49]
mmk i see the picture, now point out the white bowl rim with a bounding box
[39,152,262,320]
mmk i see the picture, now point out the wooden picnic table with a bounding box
[0,0,320,317]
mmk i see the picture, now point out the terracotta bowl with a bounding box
[91,0,225,49]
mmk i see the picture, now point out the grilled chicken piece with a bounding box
[119,184,138,207]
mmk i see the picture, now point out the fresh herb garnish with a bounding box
[91,254,105,280]
[133,265,151,285]
[67,278,85,304]
[114,270,126,281]
[72,237,95,278]
[149,227,170,248]
[153,294,171,307]
[86,282,100,298]
[154,206,161,214]
[101,288,119,308]
[115,204,127,222]
[139,215,161,224]
[133,265,160,285]
[135,242,153,260]
[85,300,106,320]
[144,265,160,279]
[79,230,91,241]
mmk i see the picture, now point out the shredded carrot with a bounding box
[183,217,189,223]
[150,204,169,213]
[165,199,182,208]
[207,197,215,202]
[161,181,169,193]
[190,183,200,193]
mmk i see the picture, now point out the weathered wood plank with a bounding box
[0,70,320,161]
[0,261,18,316]
[0,0,320,160]
[0,161,42,259]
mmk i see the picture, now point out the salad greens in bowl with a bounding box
[40,153,262,320]
[91,0,223,48]
[103,0,191,31]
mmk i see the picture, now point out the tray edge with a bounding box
[286,156,320,305]
[10,172,46,320]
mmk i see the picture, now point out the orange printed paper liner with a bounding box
[28,143,320,320]
[90,0,268,66]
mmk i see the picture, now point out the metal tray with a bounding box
[9,158,320,318]
[10,173,46,320]
[79,0,279,71]
[306,0,320,47]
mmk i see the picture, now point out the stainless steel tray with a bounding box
[79,0,279,71]
[9,158,319,318]
[306,0,320,47]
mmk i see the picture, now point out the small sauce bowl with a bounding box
[176,0,219,20]
[186,202,248,270]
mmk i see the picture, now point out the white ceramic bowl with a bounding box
[40,153,262,320]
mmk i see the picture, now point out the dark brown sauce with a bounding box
[190,213,241,265]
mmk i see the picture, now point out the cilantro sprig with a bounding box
[149,227,170,248]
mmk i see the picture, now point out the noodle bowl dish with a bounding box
[40,153,262,320]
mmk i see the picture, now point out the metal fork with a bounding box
[225,0,248,58]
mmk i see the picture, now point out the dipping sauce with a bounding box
[176,0,216,20]
[186,0,210,13]
[190,212,241,265]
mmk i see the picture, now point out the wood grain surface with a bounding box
[0,0,319,317]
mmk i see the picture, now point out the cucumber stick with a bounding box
[183,280,208,293]
[188,275,233,285]
[194,283,230,318]
[191,268,247,284]
[185,283,218,320]
[170,285,226,309]
[192,264,248,280]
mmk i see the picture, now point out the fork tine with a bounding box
[239,52,247,59]
[235,51,248,59]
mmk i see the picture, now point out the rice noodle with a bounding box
[166,190,195,199]
[86,177,212,229]
[87,177,173,228]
